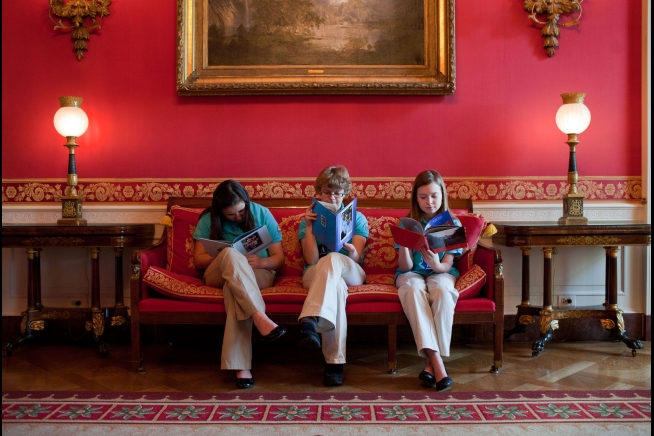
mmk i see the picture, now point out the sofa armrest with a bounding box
[130,239,167,306]
[474,243,503,308]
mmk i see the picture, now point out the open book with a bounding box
[390,210,467,254]
[198,225,274,257]
[311,197,357,253]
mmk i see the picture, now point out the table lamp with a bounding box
[556,92,590,225]
[54,96,89,226]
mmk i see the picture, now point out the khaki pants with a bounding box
[299,253,366,364]
[396,272,458,357]
[204,248,275,370]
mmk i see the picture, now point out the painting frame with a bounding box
[177,0,455,96]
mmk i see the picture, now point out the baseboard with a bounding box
[3,314,649,349]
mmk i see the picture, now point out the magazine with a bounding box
[198,225,274,257]
[311,197,357,253]
[390,210,467,253]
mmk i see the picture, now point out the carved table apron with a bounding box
[493,223,651,357]
[2,224,155,357]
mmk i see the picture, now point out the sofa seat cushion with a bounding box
[261,276,307,304]
[346,302,404,313]
[139,296,226,313]
[143,266,224,303]
[454,298,495,312]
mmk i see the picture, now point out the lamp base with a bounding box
[57,218,88,226]
[558,193,587,225]
[557,216,588,225]
[59,196,86,226]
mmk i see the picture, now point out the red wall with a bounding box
[1,1,643,180]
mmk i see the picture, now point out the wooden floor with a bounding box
[2,336,650,393]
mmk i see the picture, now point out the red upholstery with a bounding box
[131,197,503,373]
[455,264,486,300]
[167,206,204,278]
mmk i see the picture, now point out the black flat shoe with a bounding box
[436,376,453,392]
[418,370,436,386]
[323,364,344,386]
[297,322,321,349]
[236,377,255,389]
[260,325,286,343]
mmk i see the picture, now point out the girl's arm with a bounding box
[193,240,215,269]
[245,241,285,270]
[419,247,454,273]
[301,204,320,265]
[397,246,414,272]
[343,234,366,263]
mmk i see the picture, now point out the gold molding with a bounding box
[524,0,583,57]
[556,236,621,245]
[49,0,111,61]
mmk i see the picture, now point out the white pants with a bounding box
[299,253,366,364]
[204,248,275,370]
[396,272,458,357]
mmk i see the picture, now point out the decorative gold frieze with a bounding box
[29,321,45,331]
[131,264,141,280]
[524,0,583,57]
[519,315,535,325]
[556,236,620,245]
[92,312,105,336]
[110,316,126,326]
[616,310,625,333]
[600,319,616,330]
[539,311,559,333]
[21,237,85,246]
[49,0,111,61]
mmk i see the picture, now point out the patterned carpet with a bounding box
[2,390,651,435]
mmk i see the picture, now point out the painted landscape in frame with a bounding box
[177,0,455,95]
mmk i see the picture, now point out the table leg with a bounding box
[504,247,533,340]
[4,248,41,356]
[111,248,128,328]
[603,246,644,356]
[90,248,110,357]
[531,247,558,357]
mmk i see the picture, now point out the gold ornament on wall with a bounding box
[49,0,111,61]
[524,0,583,57]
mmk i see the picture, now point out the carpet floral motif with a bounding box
[2,391,650,425]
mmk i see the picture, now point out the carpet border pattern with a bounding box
[2,390,650,425]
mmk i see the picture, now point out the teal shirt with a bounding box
[394,216,463,281]
[298,209,369,273]
[193,202,282,258]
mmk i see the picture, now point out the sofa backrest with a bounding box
[162,197,481,278]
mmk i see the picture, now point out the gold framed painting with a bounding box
[177,0,455,95]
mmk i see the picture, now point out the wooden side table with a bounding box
[493,223,651,357]
[2,223,155,357]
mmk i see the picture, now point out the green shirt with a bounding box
[193,202,282,258]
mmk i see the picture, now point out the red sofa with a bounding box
[130,197,504,374]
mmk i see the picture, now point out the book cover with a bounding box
[198,225,274,257]
[391,211,467,253]
[311,197,357,253]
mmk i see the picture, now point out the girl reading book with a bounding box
[396,170,463,391]
[296,165,369,386]
[193,180,286,389]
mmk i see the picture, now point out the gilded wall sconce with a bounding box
[49,0,111,61]
[524,0,582,57]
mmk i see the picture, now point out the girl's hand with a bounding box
[304,204,318,228]
[343,242,360,262]
[246,254,263,269]
[419,246,441,270]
